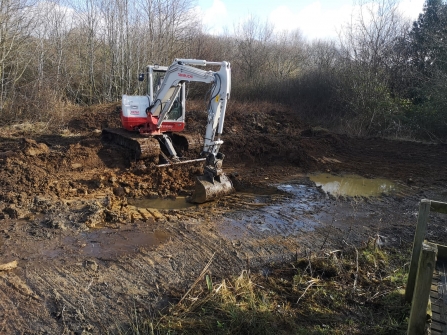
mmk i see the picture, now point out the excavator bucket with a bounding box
[190,174,234,203]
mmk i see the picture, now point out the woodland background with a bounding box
[1,0,446,140]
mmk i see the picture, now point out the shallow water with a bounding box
[309,173,398,197]
[42,228,171,259]
[80,228,171,257]
[220,183,323,238]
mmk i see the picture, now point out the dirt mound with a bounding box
[0,101,445,213]
[67,102,122,132]
[1,100,447,333]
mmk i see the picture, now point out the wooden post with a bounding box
[406,199,431,303]
[407,242,437,335]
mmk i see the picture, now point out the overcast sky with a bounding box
[196,0,426,40]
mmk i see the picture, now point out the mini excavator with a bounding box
[102,59,233,203]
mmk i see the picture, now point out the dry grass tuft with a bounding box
[114,243,411,335]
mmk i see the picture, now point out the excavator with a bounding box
[102,59,233,203]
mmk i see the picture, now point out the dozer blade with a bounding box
[102,128,160,162]
[157,158,205,167]
[190,174,234,204]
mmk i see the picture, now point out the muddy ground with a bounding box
[0,101,446,334]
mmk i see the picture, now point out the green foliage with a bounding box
[404,98,447,139]
[409,0,447,76]
[335,65,406,137]
[401,0,447,139]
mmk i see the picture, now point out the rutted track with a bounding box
[0,101,446,333]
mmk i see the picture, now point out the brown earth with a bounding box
[0,100,446,334]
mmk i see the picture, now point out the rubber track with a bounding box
[102,128,161,161]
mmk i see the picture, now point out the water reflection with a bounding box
[309,173,398,197]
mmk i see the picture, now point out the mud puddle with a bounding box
[220,182,324,239]
[128,196,195,210]
[48,228,171,260]
[78,228,171,258]
[309,173,400,197]
[2,221,172,264]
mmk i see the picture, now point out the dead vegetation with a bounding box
[116,242,411,335]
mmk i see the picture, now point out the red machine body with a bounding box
[120,111,185,135]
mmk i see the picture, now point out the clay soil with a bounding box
[0,100,446,334]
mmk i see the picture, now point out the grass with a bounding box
[112,242,411,335]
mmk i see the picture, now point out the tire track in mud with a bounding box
[0,272,56,333]
[1,103,447,333]
[0,209,308,333]
[0,180,438,333]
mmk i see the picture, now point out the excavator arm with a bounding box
[144,59,231,157]
[144,59,232,203]
[140,59,231,186]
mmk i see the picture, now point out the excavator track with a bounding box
[102,129,204,164]
[171,133,203,153]
[102,128,161,162]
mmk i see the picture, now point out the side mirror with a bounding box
[138,73,144,81]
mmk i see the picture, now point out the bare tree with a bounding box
[337,0,407,135]
[306,40,340,72]
[233,16,274,85]
[267,29,306,80]
[340,0,404,70]
[0,0,36,112]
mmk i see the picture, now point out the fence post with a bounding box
[405,199,431,303]
[407,242,437,335]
